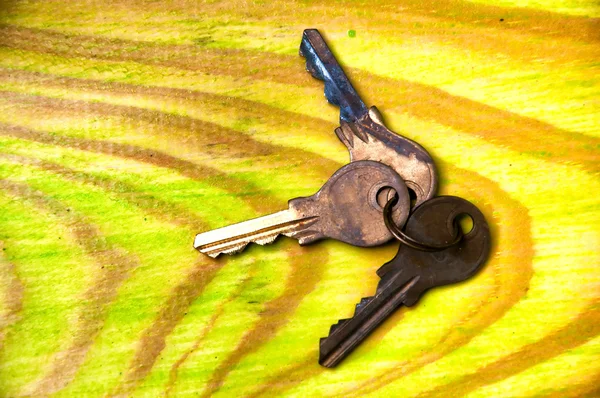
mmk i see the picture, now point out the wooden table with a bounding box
[0,0,598,396]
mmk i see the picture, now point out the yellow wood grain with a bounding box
[0,0,598,396]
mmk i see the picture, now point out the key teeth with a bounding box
[300,38,349,118]
[200,228,317,258]
[195,215,320,258]
[328,319,349,336]
[299,40,326,81]
[304,59,345,111]
[198,232,283,258]
[253,234,279,246]
[199,242,249,258]
[354,296,373,316]
[322,295,373,342]
[303,55,325,81]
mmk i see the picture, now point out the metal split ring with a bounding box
[383,194,463,252]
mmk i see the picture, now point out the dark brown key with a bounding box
[319,196,491,367]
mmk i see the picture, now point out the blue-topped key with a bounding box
[299,29,369,122]
[300,29,438,206]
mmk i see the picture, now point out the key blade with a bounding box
[300,29,368,123]
[194,210,319,258]
[319,273,420,368]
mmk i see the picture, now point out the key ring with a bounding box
[383,194,463,252]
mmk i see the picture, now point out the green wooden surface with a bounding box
[0,0,599,396]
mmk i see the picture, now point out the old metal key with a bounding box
[300,29,437,206]
[319,196,490,367]
[194,160,411,257]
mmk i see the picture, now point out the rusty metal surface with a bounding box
[319,196,491,367]
[300,29,438,206]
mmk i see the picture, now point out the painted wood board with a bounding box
[0,0,598,396]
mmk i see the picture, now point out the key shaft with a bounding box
[320,272,419,367]
[194,210,318,257]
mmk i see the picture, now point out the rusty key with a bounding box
[300,29,438,206]
[319,196,490,367]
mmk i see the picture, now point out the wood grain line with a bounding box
[0,152,235,394]
[1,58,597,174]
[0,122,278,214]
[0,246,24,348]
[0,178,140,396]
[0,152,209,233]
[416,303,600,398]
[200,244,329,397]
[308,0,600,42]
[112,258,227,397]
[163,266,256,397]
[0,67,333,149]
[1,8,597,71]
[0,118,338,394]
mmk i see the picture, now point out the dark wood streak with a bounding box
[307,0,600,42]
[0,90,276,162]
[0,4,597,76]
[0,68,335,151]
[0,90,342,203]
[0,0,19,16]
[578,382,600,398]
[0,121,279,214]
[0,122,337,395]
[0,177,140,396]
[163,257,261,397]
[0,90,338,395]
[547,377,600,398]
[0,97,337,393]
[0,246,24,348]
[0,149,310,398]
[112,258,227,398]
[0,135,314,396]
[416,303,600,398]
[0,29,598,174]
[0,134,272,395]
[0,153,235,395]
[0,94,341,395]
[199,244,329,398]
[246,356,316,398]
[0,152,209,233]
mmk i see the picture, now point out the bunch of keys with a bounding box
[193,29,491,368]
